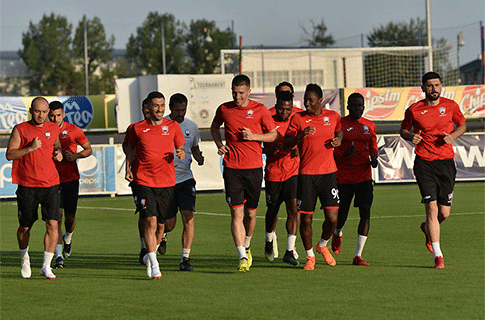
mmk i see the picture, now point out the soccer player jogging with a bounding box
[211,74,277,272]
[124,91,186,279]
[332,93,378,266]
[48,101,93,268]
[284,83,343,271]
[263,89,301,265]
[6,97,63,279]
[400,72,466,269]
[161,93,204,271]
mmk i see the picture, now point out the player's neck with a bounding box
[148,119,163,126]
[425,97,440,106]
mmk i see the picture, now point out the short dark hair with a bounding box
[305,83,323,99]
[232,74,250,88]
[276,90,293,104]
[347,92,364,105]
[142,98,149,109]
[146,91,165,103]
[275,81,294,95]
[169,93,188,108]
[49,100,63,111]
[422,72,441,86]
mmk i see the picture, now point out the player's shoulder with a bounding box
[407,99,427,111]
[439,97,459,108]
[360,117,376,127]
[322,108,341,119]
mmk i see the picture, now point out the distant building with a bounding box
[460,59,484,85]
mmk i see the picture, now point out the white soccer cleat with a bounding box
[40,267,56,279]
[21,258,31,278]
[293,247,299,259]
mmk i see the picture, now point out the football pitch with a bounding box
[1,182,484,319]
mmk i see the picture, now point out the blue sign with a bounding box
[0,97,27,131]
[62,96,94,129]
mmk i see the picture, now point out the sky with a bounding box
[0,0,484,65]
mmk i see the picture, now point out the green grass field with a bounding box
[1,182,484,320]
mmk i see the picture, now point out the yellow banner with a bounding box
[343,85,485,120]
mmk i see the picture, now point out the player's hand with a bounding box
[370,155,378,168]
[241,127,254,141]
[176,148,186,160]
[65,150,77,162]
[125,169,133,182]
[195,151,204,166]
[331,136,342,148]
[412,131,423,144]
[290,146,299,158]
[30,137,42,151]
[217,145,229,155]
[301,126,315,138]
[53,149,63,162]
[443,132,455,144]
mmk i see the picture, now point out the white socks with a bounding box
[355,235,367,257]
[181,248,191,262]
[64,232,73,244]
[55,244,63,258]
[287,234,297,252]
[237,245,247,260]
[432,242,443,258]
[265,231,275,242]
[42,251,54,269]
[244,236,252,249]
[334,228,343,237]
[306,248,315,257]
[318,238,329,248]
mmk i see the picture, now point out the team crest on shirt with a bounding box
[439,106,446,116]
[246,109,254,119]
[61,130,68,137]
[363,125,370,134]
[45,132,50,139]
[185,129,191,137]
[161,126,169,135]
[323,116,330,125]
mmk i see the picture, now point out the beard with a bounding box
[426,92,440,101]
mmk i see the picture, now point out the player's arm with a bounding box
[241,127,277,143]
[443,123,466,144]
[191,145,204,165]
[124,142,135,182]
[210,119,229,155]
[331,129,343,147]
[176,145,186,160]
[399,127,422,145]
[283,126,315,149]
[5,126,41,161]
[369,126,378,168]
[65,140,93,162]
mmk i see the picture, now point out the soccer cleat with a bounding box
[40,267,56,279]
[352,255,369,266]
[151,265,162,279]
[265,240,275,262]
[272,233,278,258]
[303,256,315,270]
[292,248,299,259]
[180,257,194,271]
[63,236,72,258]
[420,222,433,253]
[246,248,253,267]
[331,234,342,255]
[238,258,250,272]
[283,250,299,266]
[143,254,152,277]
[54,256,65,269]
[21,258,31,278]
[316,244,336,267]
[158,233,167,255]
[433,256,445,269]
[139,247,148,265]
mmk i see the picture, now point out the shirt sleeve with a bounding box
[123,124,136,146]
[285,115,299,137]
[75,127,89,146]
[452,103,466,127]
[401,107,413,131]
[173,123,185,148]
[260,107,276,133]
[213,105,224,127]
[369,122,378,156]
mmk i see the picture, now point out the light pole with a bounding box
[457,31,465,85]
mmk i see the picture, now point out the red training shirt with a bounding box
[334,116,378,184]
[264,107,300,182]
[55,122,89,183]
[11,120,60,187]
[286,109,341,175]
[124,119,185,188]
[213,99,276,169]
[401,97,466,161]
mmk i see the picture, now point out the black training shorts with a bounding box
[168,178,197,216]
[297,173,339,214]
[338,180,374,209]
[413,156,456,206]
[60,179,80,216]
[133,184,176,223]
[223,166,263,209]
[17,184,60,227]
[265,175,298,212]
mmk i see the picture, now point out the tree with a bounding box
[72,15,115,94]
[125,12,186,75]
[185,19,233,74]
[301,19,335,47]
[365,17,452,87]
[19,13,82,95]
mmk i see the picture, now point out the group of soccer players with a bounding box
[7,70,465,279]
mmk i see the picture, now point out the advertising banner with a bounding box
[0,145,116,198]
[343,85,485,120]
[376,133,485,183]
[0,95,117,133]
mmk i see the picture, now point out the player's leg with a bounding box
[16,185,36,278]
[40,185,60,279]
[282,175,299,265]
[179,210,194,271]
[298,175,318,270]
[54,208,64,268]
[333,184,353,254]
[264,180,282,261]
[315,174,338,267]
[62,180,79,259]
